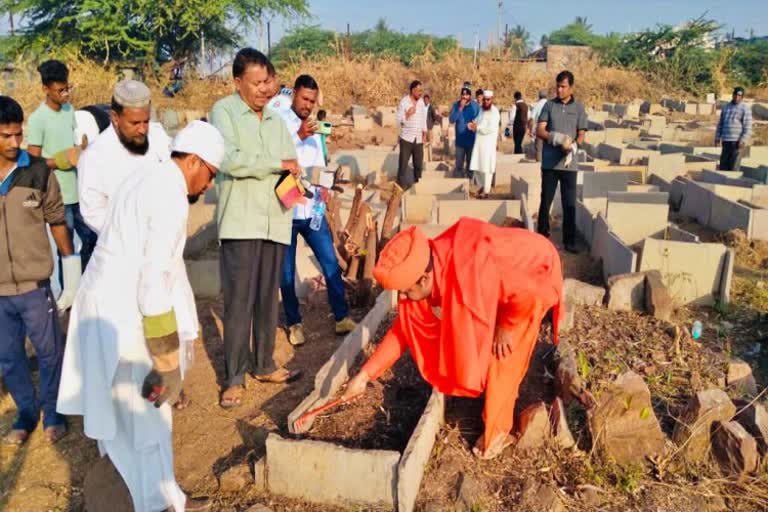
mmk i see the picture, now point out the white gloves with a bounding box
[564,143,579,168]
[548,131,571,148]
[57,255,82,313]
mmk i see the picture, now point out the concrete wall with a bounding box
[591,213,638,281]
[411,178,470,196]
[436,199,521,226]
[605,192,669,246]
[647,152,686,182]
[582,172,628,199]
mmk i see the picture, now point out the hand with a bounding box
[492,328,514,360]
[281,159,302,178]
[468,121,477,132]
[53,147,82,170]
[56,255,81,313]
[714,139,720,147]
[423,132,428,144]
[297,117,317,141]
[342,370,371,401]
[738,140,745,149]
[318,187,331,204]
[141,367,182,407]
[406,105,417,118]
[561,136,573,152]
[459,98,469,109]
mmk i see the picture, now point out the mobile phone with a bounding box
[316,121,332,135]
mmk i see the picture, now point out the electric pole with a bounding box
[497,1,503,59]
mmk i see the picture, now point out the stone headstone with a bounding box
[588,371,666,465]
[726,358,758,397]
[606,272,646,312]
[644,270,674,321]
[516,402,551,451]
[563,278,605,307]
[734,401,768,456]
[550,397,576,449]
[711,421,758,476]
[672,389,736,462]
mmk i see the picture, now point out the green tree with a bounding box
[546,17,600,46]
[270,24,339,63]
[0,0,309,64]
[505,24,531,58]
[728,39,768,86]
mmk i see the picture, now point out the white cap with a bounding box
[113,79,152,108]
[171,120,226,169]
[483,90,494,98]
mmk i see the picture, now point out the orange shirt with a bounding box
[362,217,563,397]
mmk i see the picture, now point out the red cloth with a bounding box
[363,217,563,398]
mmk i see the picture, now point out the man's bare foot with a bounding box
[3,429,30,445]
[472,433,515,460]
[173,390,191,410]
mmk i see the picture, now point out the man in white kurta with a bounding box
[77,79,171,235]
[57,121,225,512]
[469,90,501,198]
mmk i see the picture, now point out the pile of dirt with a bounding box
[715,229,768,270]
[307,313,432,451]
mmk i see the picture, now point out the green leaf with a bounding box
[640,407,650,420]
[577,350,591,380]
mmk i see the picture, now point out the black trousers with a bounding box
[719,141,742,171]
[221,238,286,387]
[513,127,526,154]
[397,139,424,189]
[537,169,577,246]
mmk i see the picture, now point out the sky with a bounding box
[264,0,768,49]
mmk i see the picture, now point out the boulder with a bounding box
[516,402,551,451]
[219,463,252,492]
[644,270,674,321]
[734,400,768,456]
[726,358,758,397]
[672,389,736,462]
[519,478,566,512]
[454,471,484,512]
[563,278,606,307]
[84,455,133,512]
[606,272,646,312]
[711,421,758,476]
[555,341,595,407]
[588,371,666,465]
[550,397,576,449]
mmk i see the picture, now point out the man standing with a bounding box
[396,80,428,189]
[469,91,500,199]
[536,71,588,254]
[449,86,479,178]
[423,94,441,162]
[58,121,224,512]
[78,80,171,235]
[27,60,97,280]
[512,91,529,155]
[0,96,79,445]
[344,218,563,460]
[528,90,548,162]
[277,74,356,346]
[211,49,302,409]
[715,86,752,171]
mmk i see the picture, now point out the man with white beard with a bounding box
[57,121,224,512]
[468,90,500,199]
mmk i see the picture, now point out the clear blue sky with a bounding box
[267,0,768,48]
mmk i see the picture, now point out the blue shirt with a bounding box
[0,150,30,196]
[449,100,480,149]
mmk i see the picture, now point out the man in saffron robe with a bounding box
[343,217,564,459]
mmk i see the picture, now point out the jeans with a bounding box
[280,218,348,327]
[537,169,577,246]
[57,203,97,288]
[719,141,742,171]
[0,286,65,431]
[455,144,473,178]
[397,139,424,189]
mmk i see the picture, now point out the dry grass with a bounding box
[8,49,667,117]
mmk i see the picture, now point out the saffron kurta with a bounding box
[363,217,563,449]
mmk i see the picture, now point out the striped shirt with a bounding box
[397,95,428,144]
[716,101,752,143]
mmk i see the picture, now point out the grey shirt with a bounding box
[539,97,588,171]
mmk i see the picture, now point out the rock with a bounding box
[550,397,576,449]
[672,389,736,462]
[726,358,758,397]
[516,402,551,451]
[734,400,768,456]
[576,484,608,507]
[587,371,666,465]
[219,463,252,492]
[84,455,133,512]
[560,298,575,332]
[454,471,483,512]
[711,421,758,476]
[644,270,674,320]
[253,457,267,492]
[520,478,565,512]
[555,340,586,405]
[606,272,646,312]
[245,506,274,512]
[563,278,606,307]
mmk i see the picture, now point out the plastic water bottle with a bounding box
[310,200,326,231]
[691,320,703,340]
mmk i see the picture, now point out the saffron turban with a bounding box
[373,226,430,290]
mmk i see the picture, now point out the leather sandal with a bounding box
[254,367,303,384]
[219,385,244,409]
[3,429,30,446]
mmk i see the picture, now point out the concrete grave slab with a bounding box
[606,193,669,246]
[708,195,753,234]
[437,199,521,226]
[591,213,638,280]
[606,191,669,205]
[639,239,729,306]
[647,152,686,182]
[627,184,660,193]
[186,259,220,298]
[582,172,628,199]
[402,194,435,224]
[680,179,713,225]
[667,224,700,243]
[411,178,470,196]
[750,208,768,241]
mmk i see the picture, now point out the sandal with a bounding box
[219,385,244,409]
[174,390,191,410]
[472,433,515,460]
[254,368,303,384]
[44,424,68,444]
[3,429,30,446]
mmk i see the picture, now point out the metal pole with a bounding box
[267,21,271,56]
[497,1,503,59]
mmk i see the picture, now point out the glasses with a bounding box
[202,160,217,181]
[51,85,73,94]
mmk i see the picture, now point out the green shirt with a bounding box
[210,94,298,243]
[27,102,78,205]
